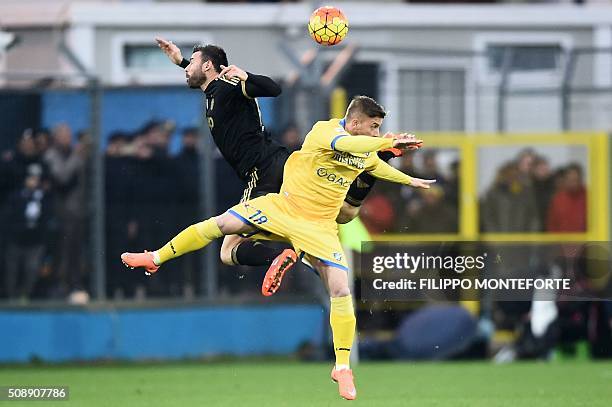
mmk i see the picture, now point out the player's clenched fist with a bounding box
[155,37,183,65]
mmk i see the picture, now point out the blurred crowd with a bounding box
[360,150,460,234]
[0,128,592,303]
[0,121,210,302]
[0,125,91,302]
[481,149,586,234]
[103,121,205,300]
[0,121,322,303]
[360,148,587,236]
[357,148,610,361]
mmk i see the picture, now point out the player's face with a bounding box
[185,52,209,88]
[350,115,383,137]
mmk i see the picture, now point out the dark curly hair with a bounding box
[192,44,228,73]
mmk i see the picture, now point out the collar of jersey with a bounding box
[203,78,218,94]
[339,118,346,129]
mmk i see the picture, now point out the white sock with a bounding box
[152,251,161,266]
[335,364,350,371]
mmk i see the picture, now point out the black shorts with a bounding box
[240,149,376,207]
[240,149,290,203]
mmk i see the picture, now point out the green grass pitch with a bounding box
[1,361,610,406]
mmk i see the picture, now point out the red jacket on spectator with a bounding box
[546,186,586,232]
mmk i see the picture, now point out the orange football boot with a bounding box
[261,249,297,296]
[331,367,357,400]
[121,251,159,276]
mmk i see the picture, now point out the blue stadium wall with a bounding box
[40,87,276,154]
[0,304,324,363]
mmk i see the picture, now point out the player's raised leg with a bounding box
[224,156,299,278]
[308,255,357,401]
[220,228,297,297]
[261,247,298,296]
[121,213,256,273]
[220,233,294,268]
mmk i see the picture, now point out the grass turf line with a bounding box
[1,361,610,406]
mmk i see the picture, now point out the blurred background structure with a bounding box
[0,0,610,364]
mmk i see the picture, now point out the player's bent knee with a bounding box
[216,212,254,235]
[219,245,235,265]
[215,215,234,234]
[329,286,351,298]
[219,236,243,266]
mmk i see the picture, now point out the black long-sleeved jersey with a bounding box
[181,60,286,180]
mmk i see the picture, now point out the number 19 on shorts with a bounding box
[248,209,268,224]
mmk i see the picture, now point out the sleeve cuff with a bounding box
[382,138,394,149]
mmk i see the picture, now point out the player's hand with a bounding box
[410,177,436,189]
[392,133,423,150]
[218,64,248,81]
[155,37,183,65]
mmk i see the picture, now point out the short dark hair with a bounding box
[346,95,386,119]
[193,44,228,73]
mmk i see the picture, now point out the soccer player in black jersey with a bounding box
[151,38,405,294]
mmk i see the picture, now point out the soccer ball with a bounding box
[308,6,349,46]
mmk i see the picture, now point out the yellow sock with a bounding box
[156,218,223,264]
[330,295,356,367]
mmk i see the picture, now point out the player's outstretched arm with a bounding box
[332,135,394,153]
[155,37,186,67]
[332,133,422,154]
[218,64,282,97]
[368,159,436,188]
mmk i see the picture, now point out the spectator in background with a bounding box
[175,127,200,202]
[3,167,51,300]
[104,132,135,298]
[481,161,540,232]
[123,127,152,248]
[0,130,50,299]
[547,164,587,232]
[34,128,51,157]
[395,153,423,231]
[445,160,460,209]
[44,123,91,302]
[0,130,49,207]
[174,127,202,296]
[542,164,588,361]
[280,124,301,152]
[517,148,537,182]
[129,120,178,296]
[146,120,175,156]
[482,155,540,351]
[359,193,395,234]
[532,156,555,231]
[421,150,445,188]
[406,186,458,233]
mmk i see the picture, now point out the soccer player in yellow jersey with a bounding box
[121,96,434,401]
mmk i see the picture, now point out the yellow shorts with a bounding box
[228,193,348,271]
